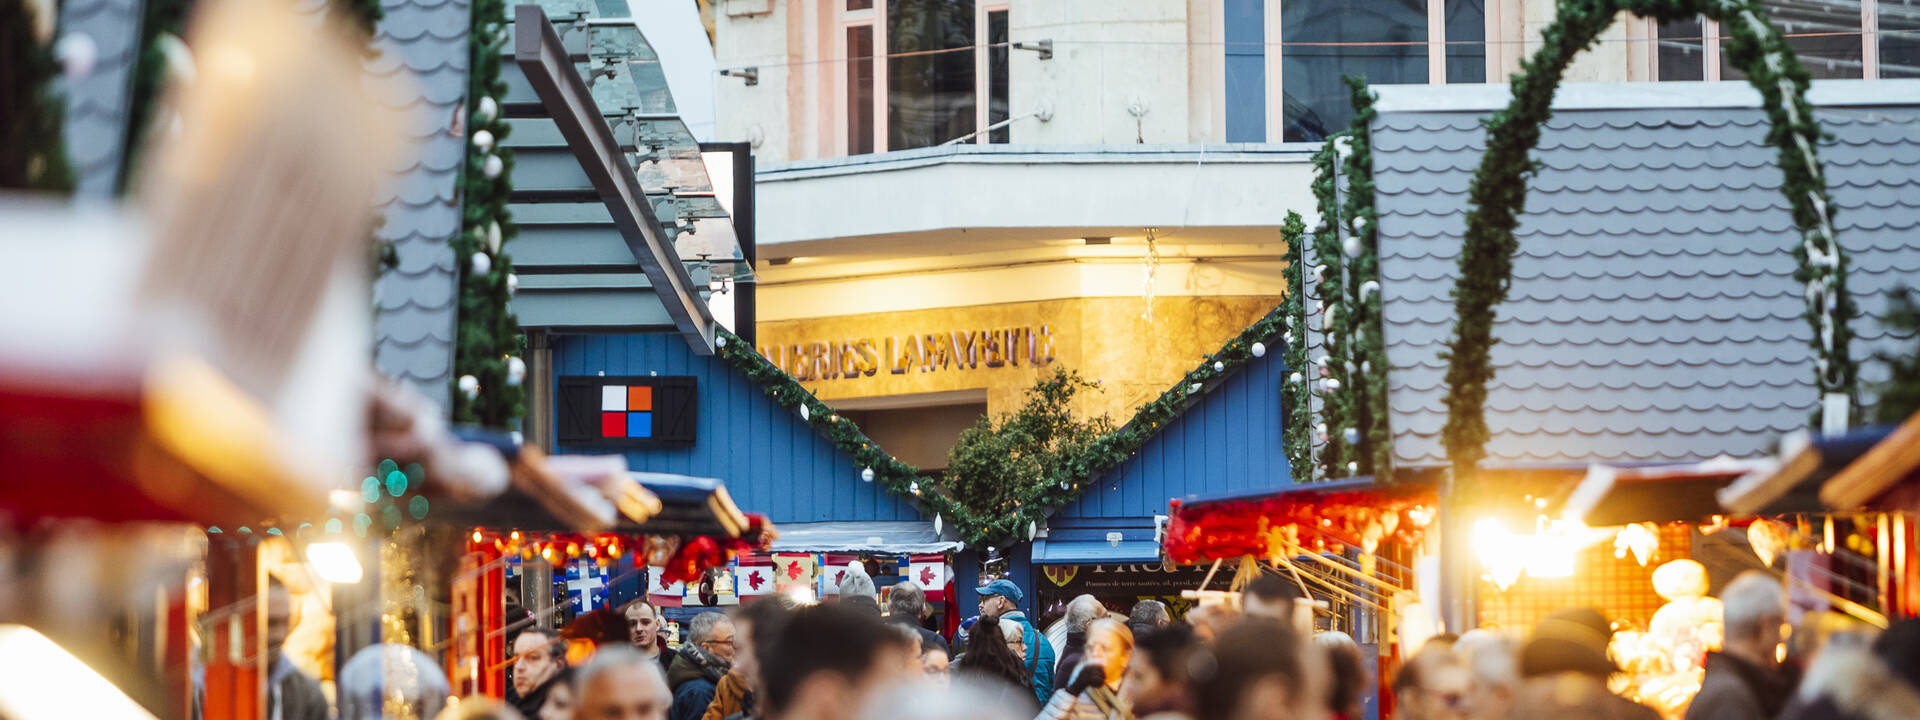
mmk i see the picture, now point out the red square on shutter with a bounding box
[601,411,627,437]
[629,385,652,411]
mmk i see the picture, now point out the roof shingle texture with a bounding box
[1374,93,1920,467]
[57,0,142,197]
[369,0,469,408]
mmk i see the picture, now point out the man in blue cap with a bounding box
[976,578,1054,704]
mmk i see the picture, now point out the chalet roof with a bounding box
[1371,80,1920,468]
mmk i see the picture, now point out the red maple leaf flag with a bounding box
[735,554,774,599]
[646,566,685,608]
[747,569,766,590]
[907,554,949,602]
[787,562,803,580]
[772,554,815,589]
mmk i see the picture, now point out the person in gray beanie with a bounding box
[838,562,882,618]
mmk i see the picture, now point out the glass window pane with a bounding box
[1225,0,1266,142]
[1723,0,1863,80]
[1282,0,1427,142]
[848,0,872,10]
[1445,0,1486,83]
[848,25,875,155]
[1883,0,1920,78]
[1657,16,1706,81]
[988,10,1010,143]
[888,0,978,150]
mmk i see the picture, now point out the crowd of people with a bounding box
[300,565,1920,720]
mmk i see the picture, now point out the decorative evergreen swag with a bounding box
[1299,78,1389,482]
[1279,211,1313,486]
[1440,0,1853,482]
[1,0,75,192]
[713,215,1311,548]
[450,0,526,427]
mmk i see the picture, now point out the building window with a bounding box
[1653,1,1913,81]
[1273,0,1486,142]
[1225,0,1266,142]
[838,0,1012,154]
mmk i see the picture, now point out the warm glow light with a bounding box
[1476,515,1606,589]
[305,542,364,584]
[472,530,483,544]
[783,587,818,606]
[0,625,159,719]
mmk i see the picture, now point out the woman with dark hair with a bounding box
[954,614,1036,711]
[1124,623,1201,719]
[537,667,577,720]
[1313,632,1370,720]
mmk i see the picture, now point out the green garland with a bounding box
[1338,77,1391,480]
[450,0,525,427]
[1279,211,1313,485]
[1,0,74,192]
[1441,0,1852,483]
[1308,138,1352,478]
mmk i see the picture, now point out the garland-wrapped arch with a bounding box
[1441,0,1855,480]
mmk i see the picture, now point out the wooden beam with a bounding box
[1822,410,1920,510]
[513,5,714,354]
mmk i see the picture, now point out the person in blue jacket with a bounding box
[976,578,1055,705]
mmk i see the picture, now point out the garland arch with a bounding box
[1441,0,1856,481]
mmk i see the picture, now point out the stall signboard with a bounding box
[557,376,698,447]
[1037,563,1220,617]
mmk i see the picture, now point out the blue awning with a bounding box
[1031,538,1162,565]
[768,521,962,554]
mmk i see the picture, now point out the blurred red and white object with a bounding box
[0,624,159,720]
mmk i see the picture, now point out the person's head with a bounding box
[1129,599,1170,634]
[265,578,295,658]
[1392,642,1469,720]
[339,643,451,720]
[853,677,1039,720]
[1452,629,1519,720]
[513,628,567,697]
[732,598,792,691]
[838,563,877,601]
[686,611,737,663]
[1187,601,1240,645]
[887,581,928,622]
[1125,623,1201,715]
[538,668,577,720]
[624,600,662,652]
[1066,594,1107,634]
[1242,574,1303,625]
[922,647,951,683]
[761,602,916,720]
[575,646,672,720]
[975,579,1023,617]
[1313,631,1370,720]
[1720,570,1786,666]
[435,697,522,720]
[1083,618,1135,687]
[998,617,1026,658]
[1196,619,1305,720]
[1517,607,1615,679]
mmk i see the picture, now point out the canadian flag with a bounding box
[647,566,685,608]
[772,553,816,588]
[908,554,949,602]
[735,555,774,600]
[819,554,860,596]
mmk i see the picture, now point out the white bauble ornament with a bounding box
[469,252,492,276]
[506,273,518,296]
[1027,521,1037,541]
[510,430,523,444]
[1361,280,1380,298]
[55,33,98,80]
[1342,427,1360,444]
[1347,461,1358,475]
[1315,423,1328,435]
[933,514,942,534]
[1213,361,1225,372]
[1361,361,1371,375]
[799,404,810,421]
[715,335,728,348]
[483,153,503,179]
[1332,136,1353,159]
[1315,355,1329,367]
[1323,378,1341,391]
[458,374,480,399]
[476,96,499,123]
[909,480,920,495]
[1343,235,1362,258]
[486,220,502,253]
[860,467,875,483]
[1350,216,1369,237]
[1289,372,1302,383]
[505,356,526,386]
[1252,342,1267,357]
[1188,383,1202,394]
[472,129,495,152]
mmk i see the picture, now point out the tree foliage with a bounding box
[1871,289,1920,424]
[941,370,1114,534]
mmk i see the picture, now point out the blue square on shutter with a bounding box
[626,412,652,438]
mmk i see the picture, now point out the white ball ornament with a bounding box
[483,153,503,179]
[1347,461,1359,475]
[1342,427,1360,444]
[506,273,518,296]
[505,356,526,386]
[1315,355,1329,367]
[715,335,728,348]
[1349,216,1369,237]
[457,375,480,399]
[1343,235,1362,258]
[909,480,920,495]
[469,252,492,276]
[1252,342,1267,358]
[472,129,495,153]
[486,220,502,254]
[55,33,98,80]
[1289,372,1303,383]
[860,467,875,483]
[476,96,499,123]
[1323,378,1342,391]
[1214,361,1225,372]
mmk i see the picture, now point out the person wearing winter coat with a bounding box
[1036,619,1133,720]
[668,612,737,720]
[978,579,1057,704]
[1781,618,1920,720]
[1684,572,1793,720]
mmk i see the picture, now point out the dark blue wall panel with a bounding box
[1055,345,1294,520]
[553,333,922,523]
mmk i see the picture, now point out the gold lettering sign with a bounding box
[758,325,1056,382]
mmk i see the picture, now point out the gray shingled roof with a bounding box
[1372,81,1920,468]
[370,0,469,408]
[57,0,142,197]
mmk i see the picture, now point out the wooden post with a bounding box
[203,533,264,720]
